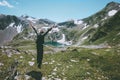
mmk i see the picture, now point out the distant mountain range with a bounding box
[0,1,120,47]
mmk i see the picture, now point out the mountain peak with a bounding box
[107,1,120,5]
[106,1,120,8]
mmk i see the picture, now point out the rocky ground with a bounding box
[0,40,120,80]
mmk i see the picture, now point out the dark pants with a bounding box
[36,44,43,68]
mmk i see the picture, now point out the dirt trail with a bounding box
[77,43,109,49]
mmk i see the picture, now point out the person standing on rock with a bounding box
[29,22,53,68]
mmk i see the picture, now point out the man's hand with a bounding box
[52,24,57,28]
[28,21,38,35]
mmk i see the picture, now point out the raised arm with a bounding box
[43,27,53,36]
[43,24,57,36]
[29,21,38,35]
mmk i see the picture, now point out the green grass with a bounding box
[0,40,120,80]
[90,30,120,46]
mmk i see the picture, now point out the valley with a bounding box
[0,1,120,80]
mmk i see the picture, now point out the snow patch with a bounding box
[41,27,49,31]
[82,23,89,30]
[7,23,23,33]
[108,10,118,16]
[56,34,72,46]
[57,34,65,43]
[81,36,88,40]
[9,22,15,27]
[41,27,60,33]
[41,27,72,46]
[8,23,23,33]
[65,41,72,46]
[27,17,38,23]
[16,24,22,33]
[74,20,83,24]
[51,27,60,33]
[7,22,15,29]
[119,5,120,7]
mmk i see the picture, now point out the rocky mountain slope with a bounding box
[0,14,56,46]
[0,14,26,46]
[81,1,120,46]
[58,1,120,46]
[0,2,120,47]
[89,10,120,46]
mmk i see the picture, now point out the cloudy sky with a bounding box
[0,0,120,22]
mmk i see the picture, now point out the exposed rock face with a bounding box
[0,14,25,46]
[4,60,18,80]
[0,27,17,46]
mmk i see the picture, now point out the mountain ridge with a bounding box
[0,1,120,46]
